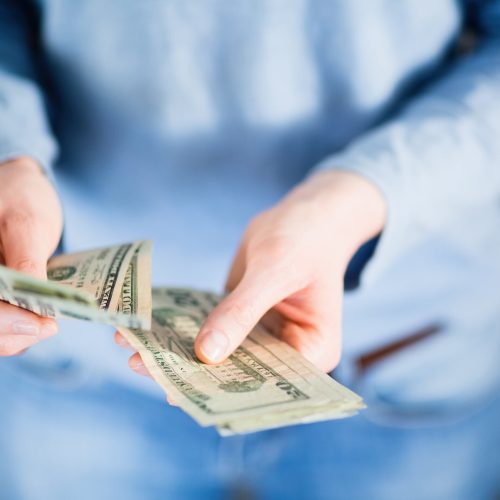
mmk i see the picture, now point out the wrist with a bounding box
[1,156,45,177]
[290,169,387,263]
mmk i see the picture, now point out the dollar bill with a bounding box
[0,240,152,329]
[118,288,365,434]
[0,242,363,433]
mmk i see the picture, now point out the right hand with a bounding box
[0,157,63,356]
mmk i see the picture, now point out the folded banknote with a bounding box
[0,241,364,433]
[0,240,152,329]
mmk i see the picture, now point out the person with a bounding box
[0,1,499,499]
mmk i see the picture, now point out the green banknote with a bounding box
[118,288,365,435]
[0,241,364,434]
[0,240,152,329]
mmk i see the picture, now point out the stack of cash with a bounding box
[0,241,365,434]
[0,241,152,329]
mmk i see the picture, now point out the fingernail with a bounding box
[198,330,229,362]
[130,357,151,377]
[115,334,129,348]
[167,396,178,407]
[40,322,58,339]
[12,321,39,337]
[131,357,144,370]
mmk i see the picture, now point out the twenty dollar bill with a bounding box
[118,288,365,435]
[0,240,152,329]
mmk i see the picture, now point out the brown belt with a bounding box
[354,323,443,376]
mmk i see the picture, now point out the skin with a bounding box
[117,170,387,388]
[0,158,63,355]
[0,158,386,396]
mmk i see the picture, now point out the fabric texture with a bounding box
[0,359,499,500]
[0,1,500,498]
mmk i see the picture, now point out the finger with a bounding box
[128,352,152,378]
[0,302,58,356]
[1,210,51,279]
[195,266,293,364]
[166,395,178,407]
[280,321,341,373]
[0,301,58,339]
[277,283,343,372]
[114,331,134,350]
[0,334,37,357]
[224,240,247,292]
[258,308,285,337]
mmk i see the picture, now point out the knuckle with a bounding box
[227,301,258,331]
[256,236,291,262]
[252,237,303,274]
[12,257,39,274]
[249,243,305,292]
[1,209,35,232]
[247,211,269,233]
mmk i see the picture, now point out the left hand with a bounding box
[116,170,386,381]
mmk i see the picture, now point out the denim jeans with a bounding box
[1,338,499,500]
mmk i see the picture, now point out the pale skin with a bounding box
[116,168,387,390]
[0,157,386,401]
[0,157,62,356]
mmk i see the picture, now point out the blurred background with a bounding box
[0,1,499,499]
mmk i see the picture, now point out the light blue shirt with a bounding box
[1,0,499,411]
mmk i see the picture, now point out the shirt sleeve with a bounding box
[317,0,500,284]
[0,0,58,173]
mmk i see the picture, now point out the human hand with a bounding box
[0,157,63,356]
[120,170,385,376]
[192,170,386,371]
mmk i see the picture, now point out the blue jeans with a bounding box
[1,348,499,500]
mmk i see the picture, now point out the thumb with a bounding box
[1,211,51,279]
[194,267,292,364]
